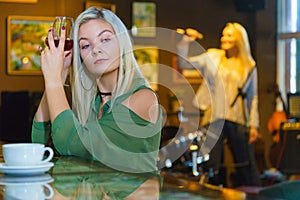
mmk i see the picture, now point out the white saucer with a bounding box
[0,174,54,186]
[0,162,54,175]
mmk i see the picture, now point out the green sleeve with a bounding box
[51,110,91,158]
[31,119,51,144]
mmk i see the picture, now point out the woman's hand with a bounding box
[186,28,202,40]
[180,28,203,43]
[40,26,72,85]
[61,50,72,83]
[249,127,261,144]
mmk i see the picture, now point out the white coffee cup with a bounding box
[4,183,54,200]
[2,143,54,166]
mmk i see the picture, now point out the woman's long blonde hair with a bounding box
[71,7,146,124]
[225,22,256,76]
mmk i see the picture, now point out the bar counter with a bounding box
[0,146,274,199]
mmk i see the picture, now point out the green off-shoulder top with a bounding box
[32,85,162,173]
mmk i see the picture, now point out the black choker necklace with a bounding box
[99,91,112,96]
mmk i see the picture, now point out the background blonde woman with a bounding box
[177,22,260,187]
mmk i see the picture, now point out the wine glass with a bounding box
[45,16,74,51]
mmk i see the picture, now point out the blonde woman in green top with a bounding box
[33,7,162,173]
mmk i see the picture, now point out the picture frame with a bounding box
[0,0,38,3]
[7,15,54,75]
[85,1,116,13]
[133,46,159,91]
[132,2,156,37]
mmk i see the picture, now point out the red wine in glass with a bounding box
[45,37,73,51]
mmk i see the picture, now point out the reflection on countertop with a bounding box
[50,156,160,199]
[0,155,278,199]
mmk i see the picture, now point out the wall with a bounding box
[256,0,277,167]
[0,0,276,166]
[0,0,259,92]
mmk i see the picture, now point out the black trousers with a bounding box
[203,120,261,187]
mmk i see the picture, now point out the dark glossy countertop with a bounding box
[0,150,276,199]
[0,156,221,199]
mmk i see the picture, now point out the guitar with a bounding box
[267,84,288,143]
[267,84,288,167]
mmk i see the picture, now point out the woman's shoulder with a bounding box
[203,48,225,67]
[131,88,158,103]
[121,87,160,123]
[207,48,225,56]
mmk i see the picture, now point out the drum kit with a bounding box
[158,108,249,198]
[157,106,211,178]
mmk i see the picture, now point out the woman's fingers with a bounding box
[64,50,73,67]
[58,26,66,51]
[47,27,56,50]
[45,26,66,51]
[38,46,43,54]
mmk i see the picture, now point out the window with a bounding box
[277,0,300,97]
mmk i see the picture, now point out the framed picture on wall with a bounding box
[85,1,116,13]
[133,46,159,91]
[132,2,156,37]
[7,15,54,75]
[0,0,37,3]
